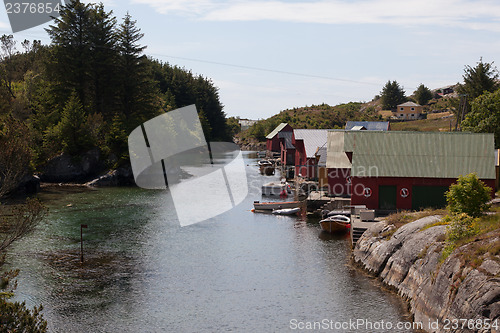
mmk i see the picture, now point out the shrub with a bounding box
[446,173,492,217]
[444,213,478,243]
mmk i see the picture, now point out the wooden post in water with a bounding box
[80,224,88,263]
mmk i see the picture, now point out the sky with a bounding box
[1,0,500,120]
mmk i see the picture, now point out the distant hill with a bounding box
[238,85,461,143]
[238,102,381,142]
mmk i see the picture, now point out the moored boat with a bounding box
[272,207,301,215]
[258,160,275,175]
[319,215,351,233]
[253,200,301,211]
[262,181,293,196]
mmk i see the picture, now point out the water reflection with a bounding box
[6,152,412,332]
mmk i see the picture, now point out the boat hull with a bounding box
[272,207,301,215]
[253,201,301,210]
[320,220,350,233]
[262,182,292,196]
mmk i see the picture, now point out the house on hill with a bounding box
[345,121,391,131]
[266,123,293,152]
[394,102,423,120]
[238,119,257,131]
[343,131,496,211]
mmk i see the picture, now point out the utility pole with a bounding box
[456,94,468,131]
[80,224,88,263]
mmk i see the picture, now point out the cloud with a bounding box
[132,0,500,31]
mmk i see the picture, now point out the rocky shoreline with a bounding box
[353,216,500,333]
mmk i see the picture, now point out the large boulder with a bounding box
[40,149,104,183]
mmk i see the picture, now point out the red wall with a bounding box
[351,177,496,210]
[296,158,317,179]
[327,168,351,197]
[267,137,280,152]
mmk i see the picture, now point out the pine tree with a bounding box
[380,80,407,110]
[117,13,158,131]
[457,58,499,101]
[413,84,433,105]
[46,0,93,108]
[57,92,93,155]
[46,1,119,117]
[87,3,119,118]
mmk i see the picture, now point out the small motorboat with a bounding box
[253,200,301,211]
[319,214,351,233]
[262,181,293,196]
[258,160,275,175]
[272,207,301,215]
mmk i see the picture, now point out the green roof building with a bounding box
[342,131,496,211]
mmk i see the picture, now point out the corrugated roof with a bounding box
[344,131,495,179]
[315,147,327,167]
[279,131,295,149]
[326,131,352,169]
[397,102,421,107]
[294,129,328,158]
[345,121,390,131]
[266,123,289,139]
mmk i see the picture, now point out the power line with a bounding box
[147,52,383,87]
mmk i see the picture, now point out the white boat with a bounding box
[272,207,301,215]
[253,200,301,211]
[261,181,292,196]
[319,215,351,233]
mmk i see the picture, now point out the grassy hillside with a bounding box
[391,112,457,132]
[237,91,460,143]
[239,102,381,142]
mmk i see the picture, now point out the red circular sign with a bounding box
[364,187,372,198]
[400,188,409,198]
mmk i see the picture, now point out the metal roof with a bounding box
[294,129,329,158]
[315,147,327,167]
[344,131,495,179]
[326,131,352,169]
[345,121,390,131]
[397,102,421,107]
[266,123,289,139]
[278,131,295,149]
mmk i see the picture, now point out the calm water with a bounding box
[6,152,411,332]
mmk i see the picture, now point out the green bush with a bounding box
[440,213,479,261]
[446,173,492,217]
[444,213,478,243]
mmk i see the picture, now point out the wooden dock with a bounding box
[349,206,380,247]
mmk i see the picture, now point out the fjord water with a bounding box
[7,152,411,332]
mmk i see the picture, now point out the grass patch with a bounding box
[390,116,456,132]
[439,213,500,262]
[385,208,446,229]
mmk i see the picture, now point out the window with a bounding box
[400,107,404,111]
[411,114,415,117]
[411,107,415,111]
[400,114,404,117]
